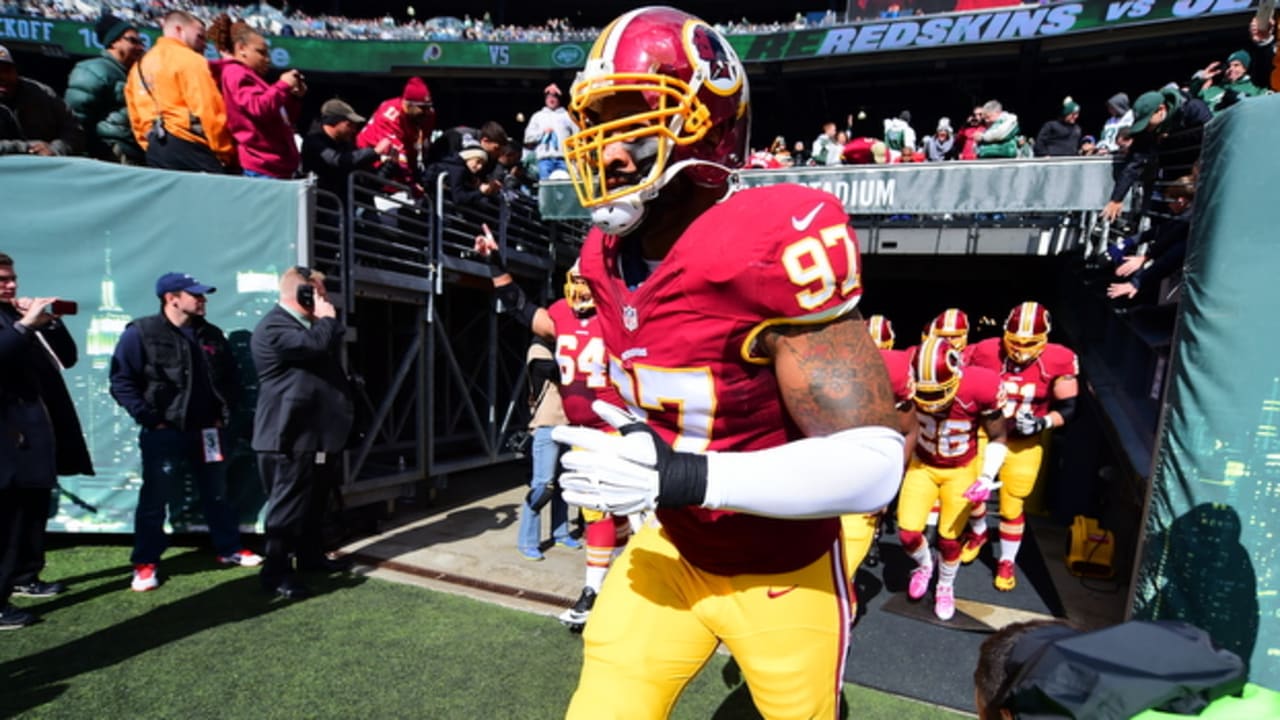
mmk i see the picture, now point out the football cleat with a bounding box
[959,531,988,564]
[911,336,963,414]
[907,564,933,600]
[995,559,1018,591]
[1003,302,1051,365]
[934,585,956,621]
[559,587,598,632]
[564,7,749,234]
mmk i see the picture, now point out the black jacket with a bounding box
[1109,90,1212,203]
[301,128,380,198]
[1033,118,1081,157]
[108,314,238,431]
[250,304,353,453]
[0,77,85,156]
[0,305,94,489]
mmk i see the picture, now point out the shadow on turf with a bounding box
[0,553,366,717]
[712,658,850,719]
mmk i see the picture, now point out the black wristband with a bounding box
[487,245,508,272]
[494,282,538,329]
[618,421,709,508]
[657,452,709,507]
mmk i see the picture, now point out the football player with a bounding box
[962,301,1079,591]
[868,314,896,349]
[545,7,905,718]
[841,343,916,620]
[474,247,632,631]
[897,337,1008,620]
[924,308,970,351]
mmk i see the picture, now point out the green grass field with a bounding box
[0,542,969,719]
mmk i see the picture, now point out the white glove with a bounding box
[963,474,1001,504]
[1015,411,1050,436]
[552,400,708,516]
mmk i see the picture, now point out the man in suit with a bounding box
[0,252,93,629]
[251,266,354,599]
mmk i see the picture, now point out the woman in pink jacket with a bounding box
[209,15,305,178]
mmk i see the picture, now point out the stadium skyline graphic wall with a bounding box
[1131,95,1280,688]
[0,156,309,534]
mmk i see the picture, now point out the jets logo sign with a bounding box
[684,22,742,97]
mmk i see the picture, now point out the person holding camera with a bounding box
[251,267,354,600]
[110,272,261,593]
[1,252,94,628]
[208,14,306,178]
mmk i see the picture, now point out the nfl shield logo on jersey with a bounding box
[622,305,639,331]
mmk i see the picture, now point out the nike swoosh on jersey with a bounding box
[766,585,799,599]
[790,203,824,232]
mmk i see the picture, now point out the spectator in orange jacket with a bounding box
[125,11,233,172]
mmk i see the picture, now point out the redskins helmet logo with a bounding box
[685,22,742,96]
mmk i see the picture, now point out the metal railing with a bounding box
[308,169,582,507]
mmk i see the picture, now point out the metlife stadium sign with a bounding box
[0,0,1252,72]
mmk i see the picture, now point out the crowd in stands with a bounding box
[12,0,1034,43]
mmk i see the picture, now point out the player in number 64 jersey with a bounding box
[474,238,633,632]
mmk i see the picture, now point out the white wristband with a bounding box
[981,441,1009,481]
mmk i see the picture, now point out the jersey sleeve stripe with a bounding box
[738,295,862,365]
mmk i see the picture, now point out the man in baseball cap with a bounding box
[303,98,384,196]
[110,270,262,593]
[154,271,216,297]
[1101,86,1211,223]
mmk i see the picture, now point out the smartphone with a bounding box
[296,284,315,311]
[50,299,78,315]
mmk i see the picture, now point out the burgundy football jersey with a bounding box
[578,184,863,575]
[879,348,914,406]
[913,365,1005,469]
[964,338,1078,432]
[547,300,625,430]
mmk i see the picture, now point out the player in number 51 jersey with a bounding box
[962,301,1079,591]
[897,337,1009,621]
[546,8,905,717]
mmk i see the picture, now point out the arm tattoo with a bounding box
[763,310,900,436]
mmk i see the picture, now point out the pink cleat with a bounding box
[908,564,932,600]
[934,585,956,620]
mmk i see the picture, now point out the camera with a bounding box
[51,299,77,315]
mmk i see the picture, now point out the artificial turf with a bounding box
[0,542,970,719]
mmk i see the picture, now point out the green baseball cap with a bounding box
[1128,91,1164,134]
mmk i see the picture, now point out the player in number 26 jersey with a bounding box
[897,337,1008,621]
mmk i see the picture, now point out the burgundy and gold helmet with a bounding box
[867,314,895,349]
[564,6,750,234]
[1003,301,1051,365]
[564,260,594,315]
[923,308,970,351]
[912,336,963,414]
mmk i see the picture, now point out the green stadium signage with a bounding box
[0,0,1250,73]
